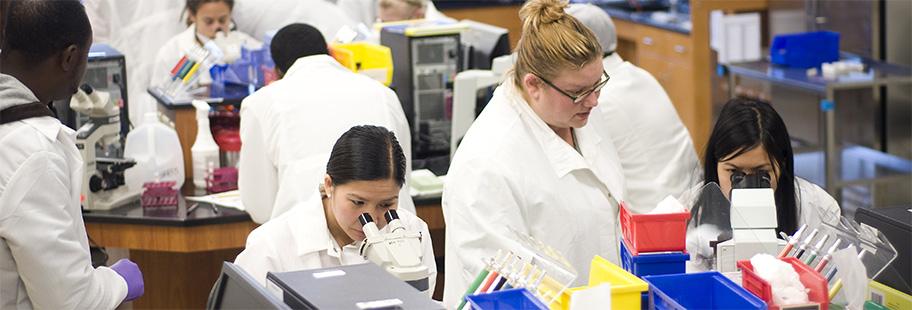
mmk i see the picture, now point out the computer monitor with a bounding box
[460,20,510,70]
[207,262,290,310]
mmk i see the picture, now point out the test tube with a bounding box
[793,228,819,259]
[802,234,831,265]
[814,239,843,273]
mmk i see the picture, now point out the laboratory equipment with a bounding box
[57,44,130,140]
[450,54,514,159]
[855,206,911,294]
[459,20,510,71]
[778,224,808,258]
[265,263,443,310]
[124,112,185,194]
[140,181,179,209]
[72,84,139,210]
[619,241,689,278]
[358,210,430,292]
[770,31,840,69]
[191,100,220,193]
[716,187,781,273]
[619,202,690,255]
[206,262,290,310]
[381,22,464,175]
[330,42,394,86]
[467,288,548,310]
[814,239,843,272]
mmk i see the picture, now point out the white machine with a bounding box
[716,188,782,272]
[450,54,515,159]
[358,210,431,293]
[72,84,138,210]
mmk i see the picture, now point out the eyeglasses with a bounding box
[535,70,610,104]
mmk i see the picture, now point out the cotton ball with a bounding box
[750,254,809,306]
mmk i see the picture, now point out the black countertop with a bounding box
[83,197,251,227]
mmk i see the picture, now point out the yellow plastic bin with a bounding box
[329,42,393,86]
[552,255,649,310]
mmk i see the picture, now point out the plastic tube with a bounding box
[778,224,808,258]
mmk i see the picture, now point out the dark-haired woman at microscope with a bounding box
[234,125,436,295]
[687,97,842,270]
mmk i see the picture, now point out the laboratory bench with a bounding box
[83,191,447,308]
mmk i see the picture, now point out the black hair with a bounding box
[184,0,234,26]
[704,97,798,235]
[1,0,92,64]
[327,125,406,188]
[270,23,328,76]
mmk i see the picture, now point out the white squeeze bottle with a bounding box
[191,100,220,191]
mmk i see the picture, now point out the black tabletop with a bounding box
[82,197,251,227]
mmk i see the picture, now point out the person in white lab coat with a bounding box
[149,0,261,96]
[686,97,842,270]
[235,125,436,294]
[232,0,356,44]
[441,0,626,307]
[238,23,414,224]
[338,0,448,25]
[567,4,701,213]
[0,1,143,308]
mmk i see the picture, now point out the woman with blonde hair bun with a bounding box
[442,0,625,307]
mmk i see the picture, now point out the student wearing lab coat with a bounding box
[235,125,436,294]
[0,1,143,308]
[567,4,701,212]
[686,97,842,270]
[149,0,261,94]
[238,23,414,224]
[441,0,626,307]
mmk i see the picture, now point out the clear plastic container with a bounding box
[124,113,185,193]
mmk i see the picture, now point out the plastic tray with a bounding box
[467,288,548,310]
[644,272,768,310]
[738,257,829,310]
[620,240,690,278]
[619,202,690,255]
[555,255,648,310]
[770,31,840,68]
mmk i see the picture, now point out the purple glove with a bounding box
[110,259,144,302]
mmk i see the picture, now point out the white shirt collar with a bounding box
[500,80,604,178]
[284,54,346,79]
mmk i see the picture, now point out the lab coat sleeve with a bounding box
[0,152,127,309]
[239,100,279,224]
[233,226,282,287]
[441,161,528,307]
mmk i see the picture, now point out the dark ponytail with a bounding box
[326,125,407,187]
[703,97,798,235]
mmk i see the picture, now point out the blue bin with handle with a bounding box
[643,272,767,310]
[620,241,690,278]
[466,288,548,310]
[770,31,840,68]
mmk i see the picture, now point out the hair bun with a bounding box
[520,0,569,26]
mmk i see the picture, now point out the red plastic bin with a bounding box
[738,257,829,310]
[619,202,690,255]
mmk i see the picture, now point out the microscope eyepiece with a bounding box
[358,213,374,226]
[384,209,399,223]
[730,170,772,190]
[80,83,94,94]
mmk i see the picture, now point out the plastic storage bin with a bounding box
[620,241,690,277]
[619,203,690,255]
[555,255,649,310]
[769,31,840,68]
[738,257,829,310]
[644,272,767,310]
[468,288,549,310]
[330,42,394,86]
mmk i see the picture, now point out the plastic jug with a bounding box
[124,112,185,193]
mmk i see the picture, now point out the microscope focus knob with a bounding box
[89,175,104,193]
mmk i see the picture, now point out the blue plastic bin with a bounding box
[466,288,548,310]
[643,272,767,310]
[620,241,690,277]
[770,31,840,68]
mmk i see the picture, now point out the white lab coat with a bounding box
[592,54,701,213]
[234,189,437,295]
[337,0,449,26]
[238,54,414,224]
[84,0,187,125]
[233,0,357,43]
[0,74,128,309]
[441,80,628,308]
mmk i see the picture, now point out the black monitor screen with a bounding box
[207,262,290,310]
